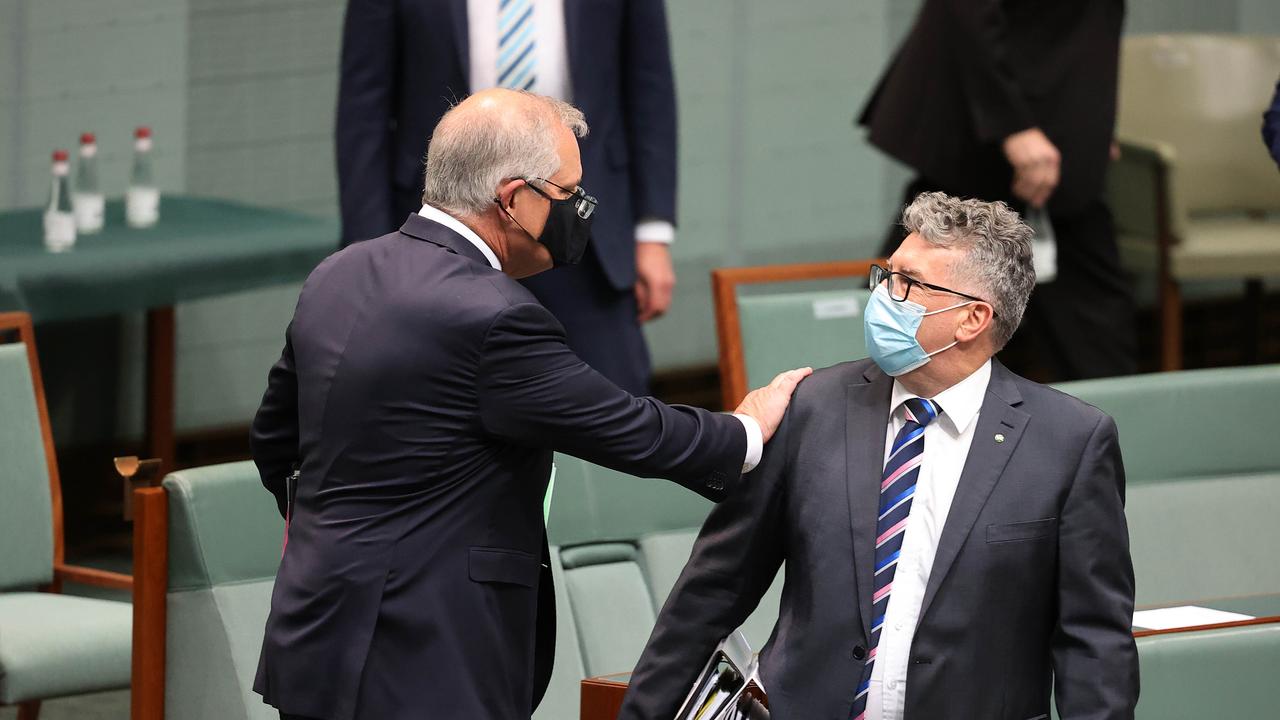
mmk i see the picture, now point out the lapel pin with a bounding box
[994,433,1006,443]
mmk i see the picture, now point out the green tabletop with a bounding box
[0,196,339,322]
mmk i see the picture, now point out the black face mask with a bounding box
[498,179,596,267]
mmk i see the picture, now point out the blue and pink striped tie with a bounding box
[850,396,940,720]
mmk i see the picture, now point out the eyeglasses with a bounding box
[869,264,994,311]
[524,177,598,220]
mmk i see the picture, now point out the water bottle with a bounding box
[73,132,105,233]
[44,150,77,252]
[1025,206,1057,284]
[126,126,160,228]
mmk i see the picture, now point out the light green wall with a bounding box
[1,0,1263,439]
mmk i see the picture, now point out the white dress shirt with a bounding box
[866,360,992,720]
[416,204,758,468]
[464,0,675,244]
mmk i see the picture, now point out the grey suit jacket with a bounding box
[619,358,1139,720]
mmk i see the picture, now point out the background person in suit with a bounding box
[336,0,679,394]
[1265,76,1280,167]
[619,193,1139,720]
[253,89,809,720]
[860,0,1137,382]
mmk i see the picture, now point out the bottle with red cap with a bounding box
[73,132,105,233]
[126,126,160,228]
[44,149,77,251]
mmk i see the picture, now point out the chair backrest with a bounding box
[162,461,283,720]
[1117,34,1280,215]
[1054,364,1280,484]
[547,454,713,548]
[0,313,58,591]
[1126,471,1280,605]
[712,259,879,409]
[1134,624,1280,719]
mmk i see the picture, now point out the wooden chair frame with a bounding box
[130,485,169,720]
[0,312,134,720]
[711,259,882,410]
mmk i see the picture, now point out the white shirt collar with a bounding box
[418,204,502,271]
[890,359,993,435]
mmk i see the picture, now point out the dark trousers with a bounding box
[393,186,652,396]
[280,714,322,720]
[884,177,1137,381]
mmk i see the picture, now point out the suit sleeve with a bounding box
[617,405,792,720]
[941,0,1036,144]
[1264,76,1280,168]
[250,324,300,518]
[623,0,678,224]
[336,0,398,246]
[1052,414,1140,719]
[476,302,745,500]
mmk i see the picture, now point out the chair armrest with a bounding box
[54,562,134,591]
[1107,136,1186,242]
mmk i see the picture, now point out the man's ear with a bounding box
[495,178,525,211]
[955,302,995,344]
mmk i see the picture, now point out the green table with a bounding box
[0,196,338,472]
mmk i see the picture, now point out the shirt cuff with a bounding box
[635,218,675,244]
[733,413,764,474]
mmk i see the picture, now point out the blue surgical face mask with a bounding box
[863,284,974,376]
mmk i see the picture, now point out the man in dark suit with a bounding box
[620,193,1139,720]
[860,0,1136,382]
[252,89,809,720]
[1265,76,1280,168]
[336,0,679,394]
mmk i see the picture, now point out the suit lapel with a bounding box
[917,361,1028,623]
[451,0,470,86]
[846,365,893,641]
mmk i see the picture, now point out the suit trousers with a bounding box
[883,177,1138,381]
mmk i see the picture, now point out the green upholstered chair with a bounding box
[711,260,878,409]
[1107,34,1280,370]
[0,313,133,720]
[1057,366,1280,605]
[1055,364,1280,485]
[130,461,283,720]
[1134,623,1280,720]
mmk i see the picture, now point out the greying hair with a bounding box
[901,192,1035,349]
[423,91,588,216]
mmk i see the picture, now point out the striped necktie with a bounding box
[850,396,941,720]
[497,0,537,90]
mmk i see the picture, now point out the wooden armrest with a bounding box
[54,562,134,591]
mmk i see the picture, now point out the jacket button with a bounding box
[852,645,867,660]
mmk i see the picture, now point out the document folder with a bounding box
[673,630,769,720]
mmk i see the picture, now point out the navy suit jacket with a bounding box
[335,0,677,290]
[620,359,1139,720]
[251,214,744,720]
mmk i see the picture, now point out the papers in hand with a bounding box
[1132,605,1255,630]
[674,631,769,720]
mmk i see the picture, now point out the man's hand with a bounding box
[734,367,813,443]
[635,242,676,323]
[1003,127,1061,208]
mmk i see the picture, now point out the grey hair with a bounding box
[901,192,1035,349]
[423,91,588,216]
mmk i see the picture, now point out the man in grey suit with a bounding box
[619,192,1139,720]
